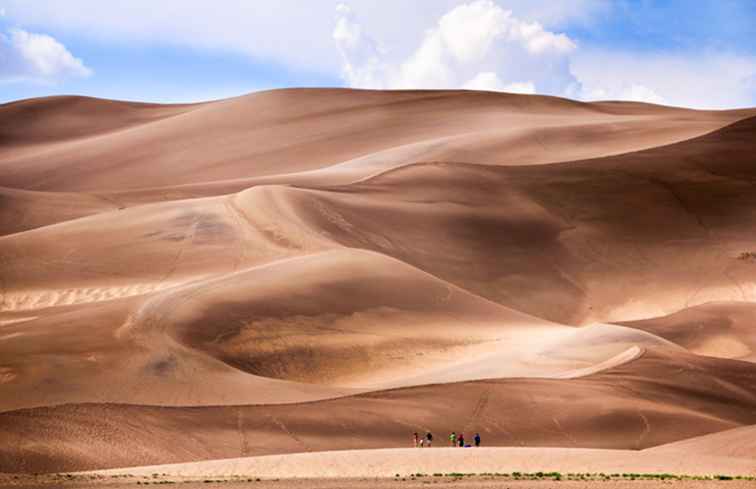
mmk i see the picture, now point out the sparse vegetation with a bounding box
[737,251,756,261]
[391,471,756,481]
[4,470,756,486]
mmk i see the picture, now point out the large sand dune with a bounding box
[1,88,756,476]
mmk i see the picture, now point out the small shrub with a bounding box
[738,251,756,262]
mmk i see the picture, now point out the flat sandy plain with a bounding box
[2,474,756,489]
[1,88,756,482]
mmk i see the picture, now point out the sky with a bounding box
[1,0,755,109]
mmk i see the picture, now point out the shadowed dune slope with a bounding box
[0,186,118,236]
[1,347,756,473]
[619,302,756,362]
[0,292,359,412]
[0,96,195,150]
[296,117,756,324]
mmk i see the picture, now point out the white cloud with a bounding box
[573,49,756,109]
[330,0,756,109]
[0,28,92,82]
[585,83,666,105]
[332,1,756,108]
[463,72,506,91]
[619,84,666,105]
[462,72,535,94]
[1,1,603,77]
[334,0,581,97]
[502,81,537,94]
[333,3,387,89]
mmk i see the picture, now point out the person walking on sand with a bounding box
[458,433,465,447]
[425,432,433,447]
[413,432,420,448]
[449,431,457,447]
[474,433,481,447]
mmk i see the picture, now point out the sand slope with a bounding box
[2,346,756,473]
[620,302,756,362]
[0,89,749,194]
[648,424,756,460]
[2,89,756,475]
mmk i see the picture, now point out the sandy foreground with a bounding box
[90,448,756,479]
[3,447,755,488]
[2,476,755,489]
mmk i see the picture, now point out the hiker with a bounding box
[474,433,481,447]
[449,431,457,447]
[425,432,433,447]
[458,433,465,447]
[413,432,420,448]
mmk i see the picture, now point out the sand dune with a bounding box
[0,186,117,236]
[1,89,749,194]
[620,302,756,362]
[0,246,672,411]
[648,424,756,460]
[2,345,756,473]
[0,96,194,151]
[2,88,756,475]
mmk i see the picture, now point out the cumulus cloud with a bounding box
[334,0,581,97]
[0,28,92,82]
[333,3,387,89]
[573,49,756,109]
[333,1,756,108]
[502,81,537,94]
[462,72,535,94]
[585,84,666,105]
[1,0,606,77]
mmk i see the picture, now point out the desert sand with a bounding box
[1,88,756,478]
[94,445,756,478]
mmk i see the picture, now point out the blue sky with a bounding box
[1,0,755,108]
